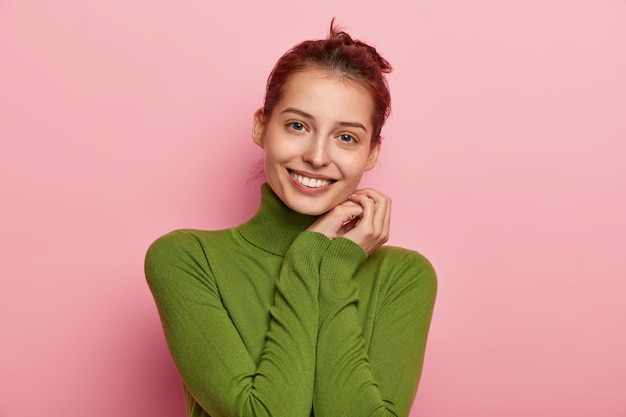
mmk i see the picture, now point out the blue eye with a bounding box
[339,134,355,143]
[290,122,305,131]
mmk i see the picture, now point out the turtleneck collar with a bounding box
[236,184,318,256]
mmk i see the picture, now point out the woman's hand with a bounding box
[307,189,391,255]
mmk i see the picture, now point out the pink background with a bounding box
[1,1,625,416]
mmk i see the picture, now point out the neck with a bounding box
[236,184,318,256]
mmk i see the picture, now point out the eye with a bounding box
[338,134,356,143]
[289,122,305,131]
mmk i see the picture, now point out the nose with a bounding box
[302,136,330,168]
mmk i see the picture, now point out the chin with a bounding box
[280,191,344,216]
[284,199,334,216]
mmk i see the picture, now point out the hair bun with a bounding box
[329,18,392,73]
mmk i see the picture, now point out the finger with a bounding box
[360,189,391,238]
[383,197,391,232]
[338,216,359,234]
[307,201,364,238]
[352,194,391,245]
[376,195,391,237]
[349,194,376,234]
[334,200,364,221]
[380,198,391,242]
[352,188,389,206]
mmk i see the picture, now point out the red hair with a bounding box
[263,19,392,143]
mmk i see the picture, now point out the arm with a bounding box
[307,189,437,416]
[313,240,437,416]
[145,230,331,417]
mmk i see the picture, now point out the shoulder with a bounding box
[144,229,231,280]
[146,229,212,258]
[367,245,437,292]
[147,228,232,254]
[371,245,436,275]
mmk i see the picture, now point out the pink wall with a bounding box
[1,1,625,416]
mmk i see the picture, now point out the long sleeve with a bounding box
[145,229,331,417]
[312,238,437,417]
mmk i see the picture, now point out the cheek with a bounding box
[265,138,302,164]
[263,138,286,164]
[340,155,370,178]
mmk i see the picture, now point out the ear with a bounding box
[365,139,381,171]
[252,108,266,148]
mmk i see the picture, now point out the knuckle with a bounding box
[362,225,374,236]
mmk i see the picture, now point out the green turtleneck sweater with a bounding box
[145,185,437,417]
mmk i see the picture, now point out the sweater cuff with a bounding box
[284,231,332,272]
[319,237,367,282]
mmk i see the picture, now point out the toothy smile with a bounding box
[289,171,334,188]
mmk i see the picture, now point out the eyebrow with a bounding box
[281,107,368,132]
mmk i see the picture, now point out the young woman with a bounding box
[145,20,437,417]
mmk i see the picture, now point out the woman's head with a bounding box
[252,21,393,215]
[262,19,392,144]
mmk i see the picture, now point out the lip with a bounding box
[287,168,337,181]
[287,169,336,194]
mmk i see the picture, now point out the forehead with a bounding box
[276,69,374,125]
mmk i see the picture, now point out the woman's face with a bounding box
[253,68,380,216]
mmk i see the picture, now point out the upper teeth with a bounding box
[291,172,332,188]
